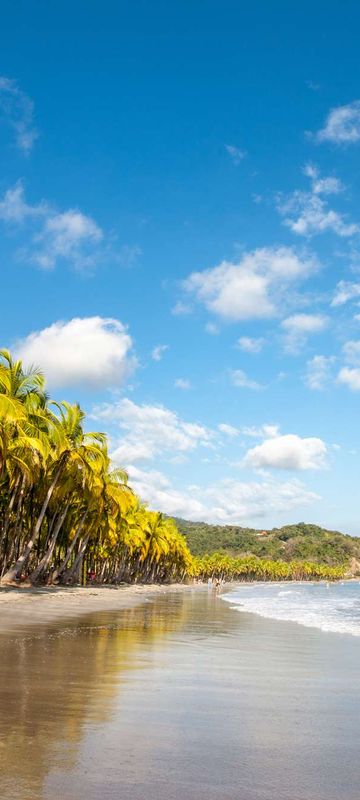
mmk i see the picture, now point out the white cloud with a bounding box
[0,182,104,270]
[303,163,344,195]
[127,466,207,518]
[337,340,360,390]
[342,339,360,365]
[230,369,263,390]
[241,423,280,439]
[151,344,169,361]
[14,317,136,388]
[127,466,320,524]
[277,165,357,238]
[316,101,360,144]
[0,181,46,223]
[225,144,247,164]
[304,355,336,390]
[183,247,317,322]
[337,367,360,391]
[237,336,265,353]
[218,423,239,437]
[32,209,103,270]
[0,76,37,153]
[174,378,191,390]
[243,433,328,471]
[331,280,360,307]
[278,192,358,238]
[93,398,213,464]
[281,313,328,353]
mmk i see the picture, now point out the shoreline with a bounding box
[0,582,207,633]
[0,578,355,635]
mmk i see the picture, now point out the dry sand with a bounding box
[0,583,202,632]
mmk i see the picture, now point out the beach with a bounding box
[0,583,200,632]
[1,583,360,800]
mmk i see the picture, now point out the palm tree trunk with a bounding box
[60,532,90,584]
[51,510,88,582]
[1,457,66,584]
[29,501,70,584]
[0,474,20,547]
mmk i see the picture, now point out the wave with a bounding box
[222,581,360,636]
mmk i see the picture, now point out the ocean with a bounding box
[222,579,360,636]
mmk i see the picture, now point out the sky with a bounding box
[1,1,360,533]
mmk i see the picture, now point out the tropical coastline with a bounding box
[0,352,348,589]
[2,4,360,798]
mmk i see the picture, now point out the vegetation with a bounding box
[192,553,345,582]
[0,350,192,586]
[176,518,360,566]
[0,350,350,587]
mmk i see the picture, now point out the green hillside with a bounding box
[175,520,360,566]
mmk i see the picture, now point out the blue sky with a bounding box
[1,1,360,532]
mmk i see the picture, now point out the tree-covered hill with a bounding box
[175,519,360,566]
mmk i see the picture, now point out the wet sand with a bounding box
[1,588,360,800]
[0,583,201,632]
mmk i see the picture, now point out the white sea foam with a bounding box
[222,581,360,636]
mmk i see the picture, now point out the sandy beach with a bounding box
[0,583,204,632]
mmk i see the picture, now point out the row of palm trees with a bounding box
[0,350,192,585]
[192,553,346,582]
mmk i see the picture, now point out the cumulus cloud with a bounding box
[279,192,358,238]
[303,163,344,195]
[281,313,328,353]
[304,355,336,390]
[336,341,360,390]
[92,398,213,464]
[316,101,360,144]
[32,209,103,270]
[342,339,360,365]
[127,466,320,524]
[183,247,317,322]
[337,367,360,391]
[236,336,265,353]
[243,433,328,471]
[0,182,104,270]
[331,280,360,307]
[0,76,37,153]
[151,344,169,361]
[230,369,263,390]
[225,144,247,164]
[278,166,357,238]
[0,181,47,223]
[14,317,136,388]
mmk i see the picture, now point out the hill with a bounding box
[174,519,360,567]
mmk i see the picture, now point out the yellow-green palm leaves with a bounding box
[0,351,192,585]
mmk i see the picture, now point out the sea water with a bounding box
[222,580,360,636]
